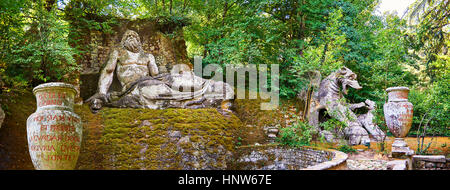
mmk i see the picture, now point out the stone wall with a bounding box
[71,18,192,100]
[230,145,334,170]
[412,155,450,170]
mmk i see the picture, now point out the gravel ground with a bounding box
[346,149,391,170]
[347,159,388,170]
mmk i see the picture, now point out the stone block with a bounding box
[416,161,426,168]
[392,146,414,158]
[436,163,445,168]
[413,155,446,163]
[425,162,436,168]
[387,160,408,170]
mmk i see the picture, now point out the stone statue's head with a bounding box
[121,30,142,53]
[90,98,103,114]
[338,66,362,94]
[365,99,376,110]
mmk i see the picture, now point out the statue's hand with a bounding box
[85,93,109,114]
[349,102,366,111]
[364,99,376,110]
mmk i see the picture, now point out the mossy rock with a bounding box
[75,107,243,170]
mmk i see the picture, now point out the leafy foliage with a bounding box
[277,121,314,147]
[0,0,80,95]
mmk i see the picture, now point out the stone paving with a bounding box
[347,159,388,170]
[346,149,390,170]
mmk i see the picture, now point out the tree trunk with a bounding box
[170,0,173,14]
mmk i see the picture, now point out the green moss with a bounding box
[74,107,243,170]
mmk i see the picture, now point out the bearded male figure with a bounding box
[86,30,234,114]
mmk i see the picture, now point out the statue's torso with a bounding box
[116,50,149,89]
[113,49,208,94]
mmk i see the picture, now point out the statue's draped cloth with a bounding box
[109,72,232,109]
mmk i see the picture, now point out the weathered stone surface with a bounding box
[347,159,388,170]
[357,100,386,141]
[384,87,413,138]
[168,130,181,138]
[27,82,82,170]
[231,145,338,170]
[425,162,436,168]
[85,30,234,114]
[177,136,191,145]
[306,67,384,145]
[411,155,450,170]
[393,164,407,170]
[268,128,278,133]
[265,126,279,143]
[413,155,446,163]
[74,107,243,170]
[387,160,407,170]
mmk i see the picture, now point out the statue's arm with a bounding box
[349,102,366,111]
[98,49,119,94]
[148,54,159,77]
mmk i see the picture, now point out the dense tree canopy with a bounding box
[0,0,448,135]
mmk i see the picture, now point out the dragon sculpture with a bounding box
[307,67,385,145]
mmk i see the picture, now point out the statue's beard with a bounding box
[124,38,141,53]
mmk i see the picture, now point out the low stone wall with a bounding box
[412,155,450,170]
[230,145,346,170]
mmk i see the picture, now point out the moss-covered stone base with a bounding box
[76,107,243,170]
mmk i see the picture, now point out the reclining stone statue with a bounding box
[86,30,234,114]
[307,67,385,145]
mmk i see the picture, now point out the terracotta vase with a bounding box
[27,82,82,170]
[384,87,413,138]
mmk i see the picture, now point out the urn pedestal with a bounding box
[27,82,82,170]
[383,87,414,158]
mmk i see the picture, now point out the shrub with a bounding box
[337,144,357,153]
[409,74,449,136]
[277,121,314,147]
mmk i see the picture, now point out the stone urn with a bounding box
[27,82,82,170]
[383,87,414,157]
